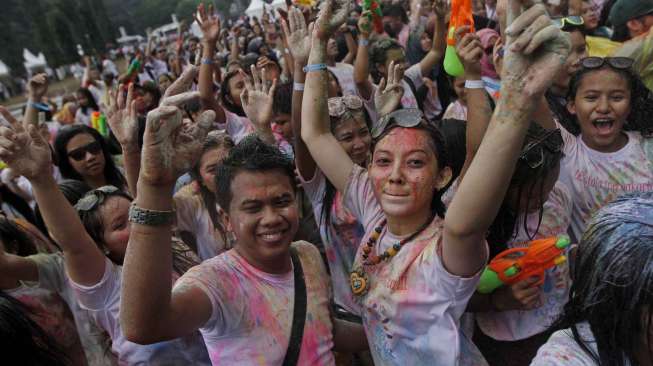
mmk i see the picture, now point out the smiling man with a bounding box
[120,134,367,365]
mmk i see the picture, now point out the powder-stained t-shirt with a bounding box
[328,63,357,96]
[174,242,335,366]
[531,322,602,366]
[344,165,488,366]
[558,124,653,241]
[475,182,573,341]
[174,184,231,261]
[70,258,211,366]
[300,169,364,315]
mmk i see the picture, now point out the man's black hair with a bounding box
[215,135,296,211]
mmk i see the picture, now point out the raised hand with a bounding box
[501,0,570,99]
[163,65,198,100]
[240,65,277,131]
[281,6,313,65]
[194,3,221,44]
[106,84,139,151]
[357,10,372,37]
[27,73,48,101]
[374,61,405,117]
[140,94,215,187]
[0,107,52,181]
[314,0,352,41]
[432,0,450,19]
[455,27,483,79]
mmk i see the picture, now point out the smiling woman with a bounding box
[559,56,653,241]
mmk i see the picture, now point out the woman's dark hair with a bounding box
[438,119,467,184]
[76,87,99,115]
[553,191,653,365]
[567,63,653,136]
[34,180,93,237]
[0,216,37,257]
[369,38,404,83]
[53,125,126,189]
[220,70,246,116]
[273,82,293,116]
[215,135,296,211]
[321,108,373,236]
[189,133,234,246]
[372,122,450,219]
[487,123,563,258]
[0,291,70,366]
[0,185,37,227]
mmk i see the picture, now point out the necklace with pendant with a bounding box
[350,217,433,296]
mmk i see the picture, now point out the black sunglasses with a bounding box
[74,186,120,212]
[581,57,634,70]
[371,108,425,139]
[67,141,102,161]
[519,129,563,169]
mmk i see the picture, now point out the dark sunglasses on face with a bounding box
[74,185,120,212]
[371,108,426,139]
[580,56,634,70]
[68,141,102,161]
[519,129,563,169]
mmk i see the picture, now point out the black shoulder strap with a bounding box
[403,75,426,112]
[282,248,307,366]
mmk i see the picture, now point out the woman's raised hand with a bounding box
[281,6,313,65]
[314,0,352,41]
[455,27,484,80]
[27,73,49,101]
[240,65,277,132]
[140,87,215,187]
[194,3,221,44]
[501,0,570,99]
[0,107,52,181]
[106,84,139,152]
[374,61,405,117]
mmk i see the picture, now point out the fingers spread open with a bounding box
[161,91,200,108]
[511,13,551,52]
[0,107,19,127]
[506,2,546,40]
[525,24,565,55]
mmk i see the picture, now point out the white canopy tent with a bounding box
[0,60,9,78]
[23,49,48,77]
[245,0,287,19]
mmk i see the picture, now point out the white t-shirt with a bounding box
[344,165,488,365]
[174,242,335,365]
[70,258,211,366]
[558,124,653,241]
[475,182,573,341]
[531,322,603,366]
[328,63,357,96]
[31,253,117,366]
[300,169,364,315]
[174,184,231,261]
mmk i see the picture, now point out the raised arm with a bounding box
[341,26,358,65]
[106,84,140,197]
[454,27,493,182]
[353,11,374,100]
[282,7,317,179]
[121,92,216,344]
[240,65,277,145]
[23,74,49,127]
[418,0,448,76]
[443,1,571,277]
[0,108,106,286]
[301,0,354,192]
[195,3,226,124]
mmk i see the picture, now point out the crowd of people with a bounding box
[0,0,652,365]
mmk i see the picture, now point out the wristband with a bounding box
[29,101,51,111]
[128,203,175,226]
[201,58,214,65]
[464,80,485,89]
[358,39,369,47]
[302,63,327,73]
[293,82,305,91]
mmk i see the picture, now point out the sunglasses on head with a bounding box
[68,141,102,161]
[74,185,120,212]
[328,95,364,118]
[371,108,425,139]
[552,15,584,30]
[519,129,563,169]
[580,57,634,70]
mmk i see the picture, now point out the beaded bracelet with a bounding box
[302,63,327,73]
[128,203,175,226]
